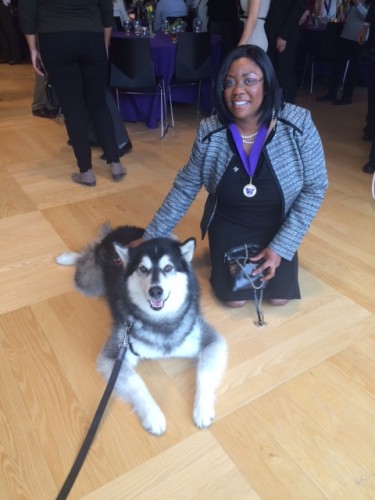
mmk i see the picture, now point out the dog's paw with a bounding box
[141,408,167,435]
[193,402,215,429]
[56,251,81,266]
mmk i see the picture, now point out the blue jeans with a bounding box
[38,31,119,172]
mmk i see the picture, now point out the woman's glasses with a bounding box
[222,77,264,91]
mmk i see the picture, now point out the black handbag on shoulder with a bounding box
[224,243,268,327]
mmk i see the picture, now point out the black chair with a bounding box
[168,32,213,127]
[109,37,168,138]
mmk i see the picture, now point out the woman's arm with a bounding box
[238,0,262,46]
[143,123,210,239]
[25,34,44,76]
[267,110,328,261]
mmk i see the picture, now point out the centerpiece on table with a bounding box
[145,1,155,37]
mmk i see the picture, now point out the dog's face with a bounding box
[114,238,195,317]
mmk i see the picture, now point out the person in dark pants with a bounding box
[18,0,126,186]
[0,0,21,64]
[316,0,369,105]
[358,0,375,161]
[265,0,306,104]
[207,0,240,58]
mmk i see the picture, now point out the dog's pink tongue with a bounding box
[150,299,163,310]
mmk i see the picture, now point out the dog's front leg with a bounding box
[193,333,227,429]
[97,355,167,435]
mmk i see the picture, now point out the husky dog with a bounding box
[57,225,227,435]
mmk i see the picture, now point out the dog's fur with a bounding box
[57,225,227,435]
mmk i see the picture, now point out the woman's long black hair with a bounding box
[214,45,283,127]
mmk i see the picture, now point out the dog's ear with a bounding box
[113,242,130,266]
[180,238,196,263]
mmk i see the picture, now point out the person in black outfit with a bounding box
[207,0,240,58]
[18,0,126,186]
[265,0,306,104]
[0,0,21,64]
[358,0,375,171]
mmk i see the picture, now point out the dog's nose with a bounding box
[149,286,163,300]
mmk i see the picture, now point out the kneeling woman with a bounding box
[142,45,328,307]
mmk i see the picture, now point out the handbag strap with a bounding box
[253,289,267,327]
[231,255,267,327]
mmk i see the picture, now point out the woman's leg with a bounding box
[79,33,120,164]
[38,32,92,175]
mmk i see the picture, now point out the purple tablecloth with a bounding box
[111,32,222,129]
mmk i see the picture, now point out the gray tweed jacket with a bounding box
[144,103,328,261]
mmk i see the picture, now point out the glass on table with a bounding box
[194,20,202,33]
[171,25,178,43]
[141,26,148,37]
[162,20,169,34]
[123,21,131,34]
[134,20,141,36]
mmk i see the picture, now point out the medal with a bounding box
[229,124,268,199]
[243,181,257,198]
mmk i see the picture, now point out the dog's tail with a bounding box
[56,251,81,266]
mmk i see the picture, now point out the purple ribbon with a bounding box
[324,0,331,15]
[229,123,268,178]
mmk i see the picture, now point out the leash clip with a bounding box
[118,321,139,357]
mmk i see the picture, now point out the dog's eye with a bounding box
[164,264,173,273]
[139,265,149,274]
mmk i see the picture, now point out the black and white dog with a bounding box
[57,225,227,435]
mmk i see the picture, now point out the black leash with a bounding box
[56,322,134,500]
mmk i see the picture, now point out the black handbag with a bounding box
[45,77,60,110]
[224,243,268,327]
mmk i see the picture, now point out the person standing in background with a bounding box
[113,0,129,25]
[238,0,271,51]
[358,0,375,172]
[153,0,188,32]
[316,0,370,105]
[265,0,306,103]
[31,73,60,119]
[0,0,21,64]
[18,0,126,186]
[207,0,240,57]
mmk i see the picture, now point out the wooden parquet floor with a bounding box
[0,63,374,499]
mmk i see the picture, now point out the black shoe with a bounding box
[100,140,133,161]
[32,108,59,119]
[333,97,352,105]
[9,59,21,65]
[0,57,10,64]
[363,162,375,174]
[316,94,334,102]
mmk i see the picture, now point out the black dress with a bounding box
[208,131,300,302]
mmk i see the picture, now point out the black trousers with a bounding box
[364,55,375,137]
[38,31,119,173]
[266,28,301,104]
[0,3,20,61]
[327,38,362,100]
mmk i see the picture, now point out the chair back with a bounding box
[174,32,212,83]
[110,37,156,90]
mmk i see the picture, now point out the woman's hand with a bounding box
[251,247,281,281]
[276,37,287,53]
[25,34,45,77]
